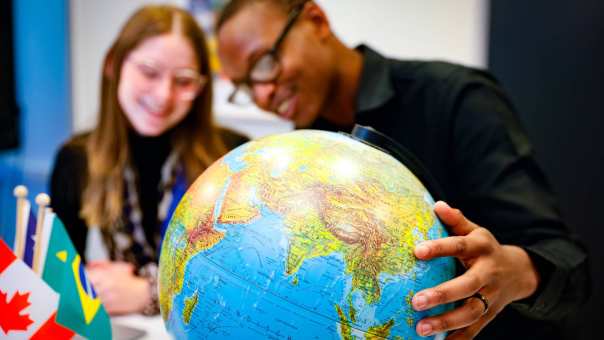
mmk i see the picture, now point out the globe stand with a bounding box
[345,124,446,201]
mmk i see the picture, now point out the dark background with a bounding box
[0,0,19,150]
[489,1,604,339]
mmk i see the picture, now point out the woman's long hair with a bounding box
[81,5,227,229]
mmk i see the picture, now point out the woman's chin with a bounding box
[132,123,167,137]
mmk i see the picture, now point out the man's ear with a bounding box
[302,2,331,40]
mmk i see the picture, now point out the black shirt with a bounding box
[312,45,589,339]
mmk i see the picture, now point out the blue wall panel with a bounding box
[0,0,71,241]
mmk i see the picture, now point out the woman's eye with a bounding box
[139,65,159,79]
[174,77,196,88]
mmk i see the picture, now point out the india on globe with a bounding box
[158,129,456,339]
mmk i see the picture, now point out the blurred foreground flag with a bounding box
[0,239,74,339]
[38,212,112,340]
[8,191,36,264]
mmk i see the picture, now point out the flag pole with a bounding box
[33,193,50,275]
[13,185,28,259]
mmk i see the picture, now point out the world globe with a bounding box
[159,129,456,339]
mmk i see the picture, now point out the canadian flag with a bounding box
[0,239,74,339]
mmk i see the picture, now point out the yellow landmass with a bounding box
[218,172,260,224]
[336,299,395,340]
[284,212,344,275]
[406,290,415,328]
[335,304,352,340]
[366,319,395,340]
[183,290,199,325]
[347,294,357,323]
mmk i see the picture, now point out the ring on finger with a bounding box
[468,292,489,315]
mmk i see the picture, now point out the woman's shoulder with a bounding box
[54,132,91,170]
[217,126,250,149]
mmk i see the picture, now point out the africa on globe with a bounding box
[158,129,456,339]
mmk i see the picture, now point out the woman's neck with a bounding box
[128,129,173,170]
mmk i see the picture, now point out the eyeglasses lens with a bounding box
[250,54,280,82]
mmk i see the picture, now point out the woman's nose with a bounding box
[152,76,176,105]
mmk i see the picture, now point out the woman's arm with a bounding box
[49,137,89,258]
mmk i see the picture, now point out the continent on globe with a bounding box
[159,129,456,340]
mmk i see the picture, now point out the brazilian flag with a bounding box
[41,215,111,339]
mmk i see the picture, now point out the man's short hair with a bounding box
[216,0,308,33]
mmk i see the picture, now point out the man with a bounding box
[216,1,589,339]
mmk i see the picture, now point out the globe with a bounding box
[159,129,456,340]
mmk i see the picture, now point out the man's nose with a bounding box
[252,82,276,111]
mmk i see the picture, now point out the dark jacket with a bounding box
[311,45,589,339]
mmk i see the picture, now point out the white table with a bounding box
[111,314,171,340]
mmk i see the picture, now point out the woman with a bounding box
[50,5,247,315]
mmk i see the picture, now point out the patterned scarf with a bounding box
[104,151,187,272]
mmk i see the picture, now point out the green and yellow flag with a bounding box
[41,213,111,339]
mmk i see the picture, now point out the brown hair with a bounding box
[216,0,308,33]
[82,5,228,229]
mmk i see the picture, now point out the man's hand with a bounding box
[412,201,540,339]
[86,261,151,315]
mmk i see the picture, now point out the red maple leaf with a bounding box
[0,289,34,334]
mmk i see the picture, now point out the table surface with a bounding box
[111,314,171,340]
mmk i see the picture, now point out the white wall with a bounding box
[317,0,488,67]
[70,0,489,137]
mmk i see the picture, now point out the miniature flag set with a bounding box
[0,186,111,339]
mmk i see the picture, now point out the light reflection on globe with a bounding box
[159,130,456,339]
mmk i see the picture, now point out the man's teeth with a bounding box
[278,99,291,114]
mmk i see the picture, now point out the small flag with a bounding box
[0,239,74,339]
[21,205,37,268]
[4,188,112,339]
[11,200,53,273]
[40,213,112,340]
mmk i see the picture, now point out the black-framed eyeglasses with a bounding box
[227,4,304,105]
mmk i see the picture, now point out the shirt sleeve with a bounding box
[449,81,590,320]
[49,141,89,259]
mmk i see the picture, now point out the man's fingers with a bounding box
[415,297,486,337]
[412,266,486,311]
[415,229,494,260]
[445,304,499,340]
[434,201,476,236]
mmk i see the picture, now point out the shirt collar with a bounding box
[355,44,396,113]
